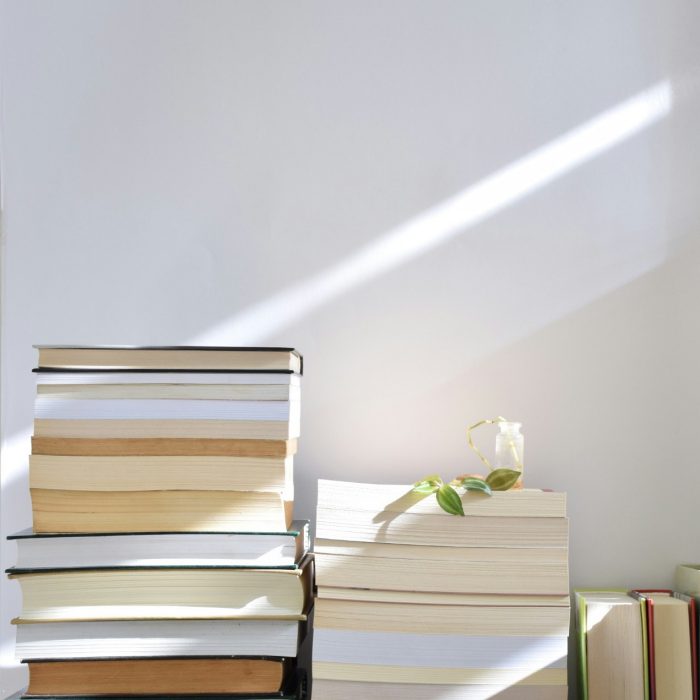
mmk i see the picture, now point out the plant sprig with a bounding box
[412,468,522,516]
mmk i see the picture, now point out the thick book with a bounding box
[13,618,307,659]
[8,521,309,570]
[33,417,299,440]
[315,597,570,637]
[314,542,569,596]
[29,454,294,495]
[34,397,299,422]
[34,345,303,374]
[315,585,571,607]
[312,679,567,700]
[31,436,297,457]
[316,507,568,548]
[629,590,697,700]
[30,488,292,533]
[9,555,313,621]
[24,657,291,695]
[574,590,647,700]
[316,479,568,548]
[36,369,301,395]
[676,564,700,594]
[318,479,567,518]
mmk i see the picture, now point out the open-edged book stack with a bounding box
[9,345,310,698]
[313,479,570,700]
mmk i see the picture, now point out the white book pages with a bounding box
[36,372,301,385]
[34,397,298,421]
[15,619,300,658]
[313,630,568,669]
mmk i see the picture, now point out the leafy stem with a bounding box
[412,468,522,516]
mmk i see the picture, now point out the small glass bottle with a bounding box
[495,421,524,470]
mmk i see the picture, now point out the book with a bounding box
[29,454,294,495]
[675,564,700,594]
[34,397,299,421]
[31,436,297,457]
[630,590,696,700]
[9,556,313,621]
[25,657,290,695]
[314,541,569,595]
[34,418,299,439]
[36,368,300,390]
[312,661,567,686]
[8,521,309,570]
[30,488,291,533]
[312,679,567,700]
[316,507,568,548]
[34,346,303,373]
[315,598,570,636]
[315,586,571,607]
[574,590,647,700]
[13,618,306,658]
[318,479,567,518]
[312,629,567,672]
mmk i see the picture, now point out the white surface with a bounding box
[1,0,700,696]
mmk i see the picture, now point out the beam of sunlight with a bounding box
[192,81,672,344]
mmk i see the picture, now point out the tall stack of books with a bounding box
[313,479,570,700]
[8,345,310,699]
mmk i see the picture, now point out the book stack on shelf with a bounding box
[575,567,700,699]
[312,479,570,700]
[7,345,311,699]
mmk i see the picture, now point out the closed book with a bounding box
[316,480,568,549]
[313,679,568,700]
[34,397,299,422]
[314,597,570,637]
[315,586,570,607]
[316,507,568,549]
[29,454,294,495]
[36,369,301,397]
[31,436,297,458]
[630,590,697,700]
[30,488,291,533]
[574,590,647,700]
[25,657,291,695]
[9,556,313,621]
[14,618,307,658]
[8,522,309,570]
[314,543,569,596]
[34,345,303,373]
[675,565,700,594]
[318,479,567,519]
[34,418,299,440]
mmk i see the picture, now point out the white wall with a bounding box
[1,1,699,696]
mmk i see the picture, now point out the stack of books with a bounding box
[313,479,570,700]
[8,345,310,699]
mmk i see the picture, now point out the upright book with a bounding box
[629,590,697,700]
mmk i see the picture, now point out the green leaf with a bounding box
[436,484,465,516]
[485,468,521,491]
[413,474,443,494]
[460,477,493,496]
[413,481,440,495]
[414,474,442,486]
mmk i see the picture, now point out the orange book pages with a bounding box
[31,436,297,457]
[29,454,290,493]
[27,658,287,694]
[30,488,290,533]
